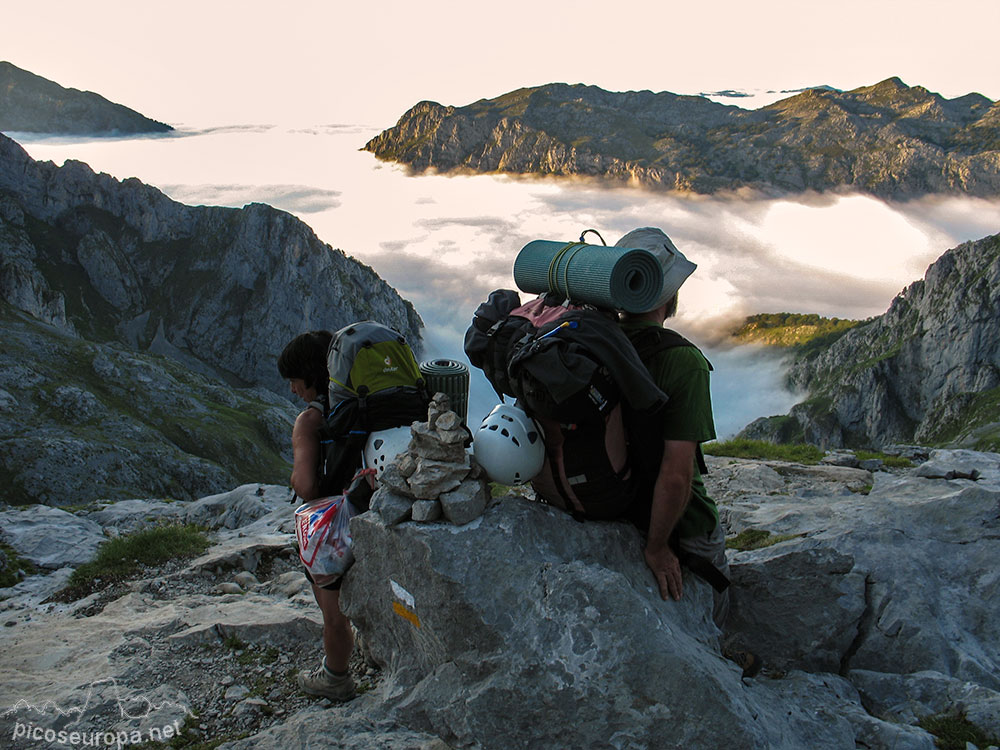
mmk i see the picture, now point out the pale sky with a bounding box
[4,0,998,128]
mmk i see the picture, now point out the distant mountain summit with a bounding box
[365,79,1000,198]
[0,61,172,135]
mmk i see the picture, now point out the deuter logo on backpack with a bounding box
[316,321,429,497]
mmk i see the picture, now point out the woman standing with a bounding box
[278,331,355,702]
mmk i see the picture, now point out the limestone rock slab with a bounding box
[0,505,105,569]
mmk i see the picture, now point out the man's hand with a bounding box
[644,543,683,601]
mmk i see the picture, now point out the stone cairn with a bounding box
[370,393,490,526]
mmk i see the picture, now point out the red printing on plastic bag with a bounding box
[294,495,355,577]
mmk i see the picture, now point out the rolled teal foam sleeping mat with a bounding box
[513,240,664,313]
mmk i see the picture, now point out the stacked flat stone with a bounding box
[370,393,489,527]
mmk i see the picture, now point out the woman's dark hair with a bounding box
[277,330,333,393]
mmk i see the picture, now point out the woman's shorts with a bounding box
[303,567,343,591]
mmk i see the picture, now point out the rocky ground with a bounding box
[0,485,384,748]
[2,447,999,749]
[85,558,380,746]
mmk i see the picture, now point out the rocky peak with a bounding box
[854,76,912,100]
[0,61,172,135]
[367,79,1000,198]
[0,133,423,395]
[0,132,424,504]
[741,232,1000,451]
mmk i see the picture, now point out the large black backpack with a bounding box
[316,321,429,496]
[465,290,674,519]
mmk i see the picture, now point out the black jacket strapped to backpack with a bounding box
[508,307,669,413]
[465,290,668,413]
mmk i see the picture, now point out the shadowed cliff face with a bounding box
[0,303,298,505]
[365,79,1000,199]
[0,61,173,135]
[0,133,423,395]
[740,232,1000,451]
[0,132,423,504]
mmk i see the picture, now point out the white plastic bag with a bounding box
[294,495,356,587]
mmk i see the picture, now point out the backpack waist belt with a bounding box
[676,549,730,593]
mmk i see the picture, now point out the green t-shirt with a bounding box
[621,320,719,539]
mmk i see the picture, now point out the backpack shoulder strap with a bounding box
[627,326,709,366]
[625,326,710,476]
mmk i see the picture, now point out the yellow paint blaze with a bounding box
[392,601,421,628]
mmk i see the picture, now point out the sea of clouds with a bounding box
[15,125,1000,436]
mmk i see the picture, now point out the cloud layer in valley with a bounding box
[17,127,1000,435]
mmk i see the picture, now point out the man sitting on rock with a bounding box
[615,227,731,629]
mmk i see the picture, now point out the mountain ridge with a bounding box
[0,61,172,135]
[365,79,1000,198]
[0,132,423,504]
[0,133,423,394]
[740,232,1000,451]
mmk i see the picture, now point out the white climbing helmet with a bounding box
[473,403,544,485]
[363,426,412,476]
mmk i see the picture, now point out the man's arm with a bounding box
[644,439,697,601]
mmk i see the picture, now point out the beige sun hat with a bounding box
[614,227,696,311]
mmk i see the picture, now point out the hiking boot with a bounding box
[297,663,356,701]
[722,645,763,679]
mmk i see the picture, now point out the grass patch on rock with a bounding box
[726,528,801,551]
[489,482,512,498]
[0,463,35,507]
[855,450,913,469]
[143,714,242,750]
[0,541,37,588]
[917,711,1000,750]
[704,438,824,465]
[57,523,211,601]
